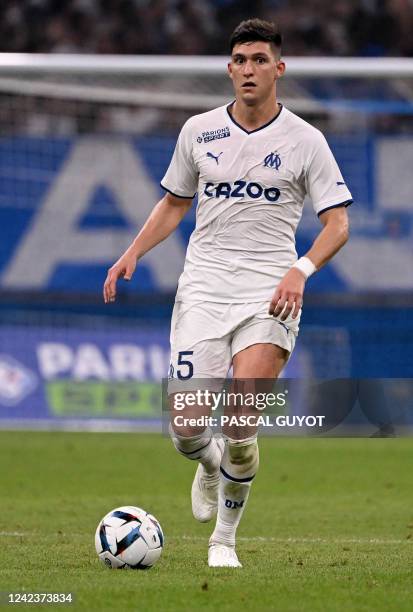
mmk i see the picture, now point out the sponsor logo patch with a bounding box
[204,180,281,203]
[197,127,230,144]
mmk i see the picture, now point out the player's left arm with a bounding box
[269,206,349,320]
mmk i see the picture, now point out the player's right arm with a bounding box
[104,117,197,303]
[103,192,192,303]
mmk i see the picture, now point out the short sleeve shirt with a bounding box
[161,104,352,303]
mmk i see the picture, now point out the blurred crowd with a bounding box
[1,0,413,57]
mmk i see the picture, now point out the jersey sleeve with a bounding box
[161,119,198,198]
[305,131,353,216]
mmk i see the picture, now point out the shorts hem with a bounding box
[231,320,297,358]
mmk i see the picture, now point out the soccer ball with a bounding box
[95,505,164,569]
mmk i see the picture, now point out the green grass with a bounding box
[1,432,413,611]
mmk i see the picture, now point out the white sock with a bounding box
[210,438,259,547]
[169,426,221,475]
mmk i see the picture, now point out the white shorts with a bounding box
[168,301,299,391]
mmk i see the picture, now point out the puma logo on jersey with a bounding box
[204,180,281,203]
[263,152,282,171]
[207,151,223,165]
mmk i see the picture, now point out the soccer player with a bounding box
[103,18,352,568]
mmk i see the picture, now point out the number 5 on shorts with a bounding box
[177,351,194,380]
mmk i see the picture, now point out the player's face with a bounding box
[228,41,285,106]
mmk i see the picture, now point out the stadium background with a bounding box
[0,0,412,431]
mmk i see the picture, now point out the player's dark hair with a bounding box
[230,18,282,56]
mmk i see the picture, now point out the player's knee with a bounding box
[225,436,259,478]
[169,423,210,460]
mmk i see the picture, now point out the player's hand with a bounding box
[103,251,137,303]
[268,268,305,320]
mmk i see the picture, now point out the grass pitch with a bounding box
[1,432,413,611]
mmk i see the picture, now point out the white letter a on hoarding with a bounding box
[1,137,184,289]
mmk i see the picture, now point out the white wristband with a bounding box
[292,256,316,280]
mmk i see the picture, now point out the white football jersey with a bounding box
[161,104,352,303]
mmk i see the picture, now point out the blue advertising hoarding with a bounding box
[0,320,317,429]
[0,133,412,295]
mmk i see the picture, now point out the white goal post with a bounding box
[1,54,413,76]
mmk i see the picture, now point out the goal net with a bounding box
[1,55,412,291]
[0,54,412,429]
